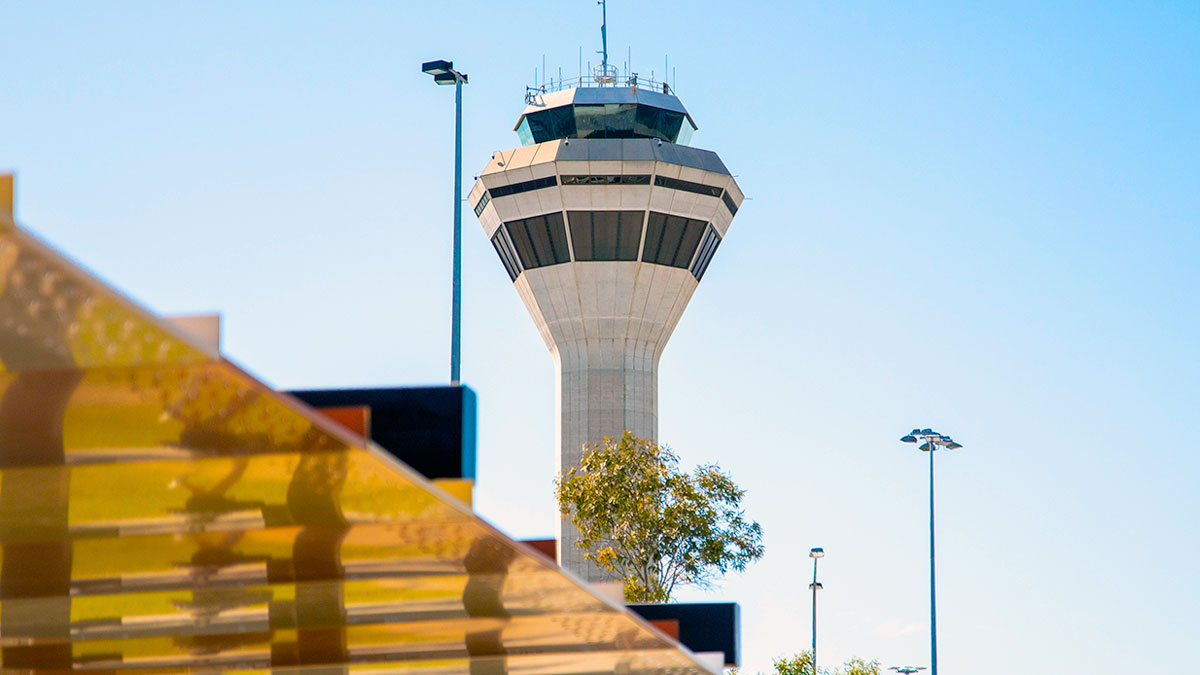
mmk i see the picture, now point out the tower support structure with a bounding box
[471,86,742,581]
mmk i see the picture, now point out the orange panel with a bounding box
[649,619,680,640]
[520,538,557,563]
[316,405,370,437]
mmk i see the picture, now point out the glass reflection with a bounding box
[463,536,517,675]
[520,104,692,144]
[0,222,713,674]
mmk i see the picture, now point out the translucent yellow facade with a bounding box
[0,195,712,674]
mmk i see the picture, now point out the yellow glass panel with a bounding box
[0,225,211,374]
[0,217,711,673]
[432,478,475,507]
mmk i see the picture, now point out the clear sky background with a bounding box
[3,2,1198,673]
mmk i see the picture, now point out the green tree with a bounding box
[771,652,881,675]
[554,431,764,602]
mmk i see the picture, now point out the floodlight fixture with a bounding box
[890,667,926,675]
[899,428,964,675]
[422,59,451,75]
[810,547,824,559]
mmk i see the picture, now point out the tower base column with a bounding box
[555,339,659,584]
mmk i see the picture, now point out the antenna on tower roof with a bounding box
[594,0,616,84]
[598,0,608,69]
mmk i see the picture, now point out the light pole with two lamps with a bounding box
[421,59,468,385]
[899,428,962,675]
[809,547,823,675]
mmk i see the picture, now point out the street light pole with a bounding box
[900,428,962,675]
[421,59,469,385]
[809,547,824,675]
[928,437,936,675]
[451,75,463,385]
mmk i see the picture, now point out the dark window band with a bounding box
[721,190,738,216]
[489,175,558,199]
[643,212,706,269]
[474,191,491,217]
[491,227,523,282]
[493,208,715,278]
[567,211,643,261]
[691,226,722,281]
[653,175,723,198]
[504,212,570,270]
[561,175,651,186]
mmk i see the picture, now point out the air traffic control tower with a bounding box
[470,68,743,581]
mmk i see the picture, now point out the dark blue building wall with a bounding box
[289,385,477,481]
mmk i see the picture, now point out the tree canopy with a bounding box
[554,431,763,602]
[770,652,881,675]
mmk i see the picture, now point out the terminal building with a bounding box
[470,75,743,581]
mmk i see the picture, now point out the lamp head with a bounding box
[422,59,453,76]
[809,582,823,590]
[422,60,466,85]
[809,547,824,559]
[900,434,917,443]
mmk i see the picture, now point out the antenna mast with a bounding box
[599,0,608,69]
[593,0,616,84]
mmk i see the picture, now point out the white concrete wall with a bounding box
[518,262,697,582]
[472,138,738,583]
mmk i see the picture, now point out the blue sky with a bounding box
[3,2,1198,673]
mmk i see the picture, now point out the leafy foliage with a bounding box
[770,651,881,675]
[555,431,764,602]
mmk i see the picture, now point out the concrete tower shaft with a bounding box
[471,91,742,581]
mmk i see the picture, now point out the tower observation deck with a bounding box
[469,80,743,582]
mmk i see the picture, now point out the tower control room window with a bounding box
[490,227,523,282]
[567,211,643,261]
[690,225,722,281]
[642,212,706,269]
[522,107,577,143]
[504,212,570,270]
[634,105,685,142]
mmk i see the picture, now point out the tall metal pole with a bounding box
[811,555,819,675]
[929,445,938,675]
[450,77,463,386]
[902,429,958,675]
[599,0,608,68]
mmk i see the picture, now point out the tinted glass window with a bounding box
[520,104,691,144]
[491,227,523,281]
[561,175,651,185]
[516,117,535,146]
[568,211,643,261]
[654,175,723,198]
[474,191,491,217]
[505,212,570,269]
[721,190,738,216]
[525,107,577,143]
[642,212,706,268]
[690,226,722,281]
[490,175,557,199]
[634,105,685,142]
[574,104,638,139]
